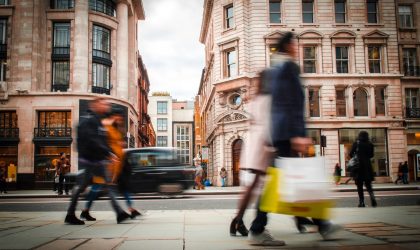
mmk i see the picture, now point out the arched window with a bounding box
[353,88,368,116]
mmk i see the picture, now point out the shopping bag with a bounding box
[259,157,334,220]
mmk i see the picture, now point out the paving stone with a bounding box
[0,226,34,237]
[348,227,383,232]
[364,231,400,237]
[35,239,87,250]
[0,235,55,249]
[124,223,183,239]
[394,230,420,235]
[378,235,420,243]
[61,223,136,239]
[74,238,124,250]
[118,239,183,250]
[344,223,388,228]
[395,242,420,250]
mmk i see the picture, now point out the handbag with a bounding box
[346,141,359,173]
[259,157,333,220]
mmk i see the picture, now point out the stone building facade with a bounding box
[197,0,407,186]
[397,0,420,182]
[0,0,146,188]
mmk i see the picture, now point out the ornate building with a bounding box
[197,0,407,186]
[0,0,146,188]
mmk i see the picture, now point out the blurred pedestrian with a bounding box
[220,167,227,187]
[57,152,71,195]
[51,159,59,192]
[395,162,403,185]
[194,164,204,190]
[402,161,409,184]
[0,163,7,194]
[334,163,342,185]
[64,98,130,225]
[350,131,377,208]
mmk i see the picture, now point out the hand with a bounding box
[290,137,312,154]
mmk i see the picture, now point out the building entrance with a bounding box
[232,139,242,186]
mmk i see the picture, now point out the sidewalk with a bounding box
[0,182,419,199]
[0,206,419,249]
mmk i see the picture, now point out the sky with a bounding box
[138,0,205,101]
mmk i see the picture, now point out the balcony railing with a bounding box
[34,127,72,137]
[89,0,116,17]
[404,66,420,77]
[50,0,74,9]
[92,86,110,95]
[93,49,110,60]
[129,135,135,148]
[406,107,420,119]
[52,84,69,92]
[0,128,19,138]
[0,44,7,59]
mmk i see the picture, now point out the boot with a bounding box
[65,213,85,225]
[358,200,365,207]
[369,192,377,207]
[117,212,130,224]
[80,210,96,221]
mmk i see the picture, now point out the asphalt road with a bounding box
[0,190,419,212]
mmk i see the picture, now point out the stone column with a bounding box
[369,85,376,118]
[347,85,354,118]
[73,1,89,92]
[304,86,310,118]
[219,132,225,186]
[116,2,129,100]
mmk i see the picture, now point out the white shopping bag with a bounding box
[275,157,332,203]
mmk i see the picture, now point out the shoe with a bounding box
[65,214,85,225]
[248,230,286,246]
[130,209,142,219]
[320,224,342,240]
[358,202,365,207]
[80,210,96,221]
[58,192,63,195]
[65,192,69,195]
[117,212,130,224]
[229,218,249,236]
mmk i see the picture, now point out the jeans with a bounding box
[58,174,69,194]
[402,173,409,184]
[84,183,124,215]
[355,180,374,202]
[221,177,226,187]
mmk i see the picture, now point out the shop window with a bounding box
[407,132,420,145]
[353,88,368,116]
[309,88,320,117]
[36,111,71,137]
[375,86,386,116]
[34,146,70,182]
[0,147,17,183]
[339,128,388,177]
[336,88,346,117]
[306,129,321,156]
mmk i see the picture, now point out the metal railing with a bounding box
[50,0,74,9]
[34,127,72,137]
[406,107,420,118]
[92,86,110,95]
[404,66,420,77]
[52,47,70,55]
[0,128,19,138]
[89,0,116,17]
[52,84,69,92]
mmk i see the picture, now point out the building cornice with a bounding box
[301,74,404,79]
[199,0,213,44]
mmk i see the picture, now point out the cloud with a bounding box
[138,0,205,100]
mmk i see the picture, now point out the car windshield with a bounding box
[128,149,181,167]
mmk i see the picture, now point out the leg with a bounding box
[58,174,64,195]
[105,184,130,223]
[84,184,101,210]
[123,191,133,209]
[356,180,365,207]
[64,175,70,194]
[249,204,268,234]
[67,169,91,215]
[365,181,377,207]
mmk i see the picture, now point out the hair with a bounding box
[59,152,65,156]
[358,131,370,142]
[276,32,295,53]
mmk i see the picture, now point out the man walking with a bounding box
[64,98,130,225]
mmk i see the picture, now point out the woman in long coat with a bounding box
[349,131,377,207]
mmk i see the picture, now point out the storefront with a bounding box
[0,111,19,189]
[307,129,321,156]
[339,128,388,177]
[406,130,420,181]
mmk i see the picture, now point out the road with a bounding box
[0,190,419,212]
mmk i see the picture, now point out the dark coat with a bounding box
[350,140,374,182]
[77,112,112,162]
[270,60,305,147]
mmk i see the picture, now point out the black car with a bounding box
[123,147,195,194]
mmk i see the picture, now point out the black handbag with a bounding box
[346,141,359,173]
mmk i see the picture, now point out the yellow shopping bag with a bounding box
[260,166,334,220]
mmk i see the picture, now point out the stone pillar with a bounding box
[117,2,129,100]
[369,85,376,118]
[73,1,89,92]
[347,85,354,118]
[304,86,310,118]
[219,132,225,186]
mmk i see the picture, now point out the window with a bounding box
[92,63,110,89]
[399,6,413,28]
[336,46,349,73]
[0,60,6,82]
[157,101,168,114]
[38,111,71,128]
[176,126,191,164]
[0,111,17,129]
[368,46,381,73]
[336,88,346,117]
[92,25,111,59]
[226,49,237,77]
[157,118,167,131]
[157,136,168,147]
[403,48,418,76]
[89,0,116,17]
[353,88,368,116]
[309,88,320,117]
[269,45,278,66]
[269,0,282,23]
[406,88,419,108]
[51,0,74,9]
[303,46,316,73]
[0,0,8,6]
[302,0,314,23]
[0,18,7,45]
[335,0,346,23]
[375,87,386,116]
[53,23,70,54]
[367,0,378,23]
[225,4,234,29]
[52,61,70,87]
